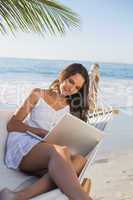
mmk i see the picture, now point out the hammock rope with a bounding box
[87,64,115,129]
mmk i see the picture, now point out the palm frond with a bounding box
[0,0,80,35]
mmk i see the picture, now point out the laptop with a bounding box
[27,113,104,156]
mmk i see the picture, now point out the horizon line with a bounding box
[0,56,133,65]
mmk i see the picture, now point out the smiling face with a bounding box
[59,73,85,96]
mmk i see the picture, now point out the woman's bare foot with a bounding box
[0,188,17,200]
[0,188,28,200]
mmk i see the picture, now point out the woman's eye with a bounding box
[76,86,80,91]
[69,78,74,84]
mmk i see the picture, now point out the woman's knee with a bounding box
[72,154,87,164]
[61,146,72,159]
[50,145,71,161]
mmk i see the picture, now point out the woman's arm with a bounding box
[7,88,48,137]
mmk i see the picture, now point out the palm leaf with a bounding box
[0,0,80,35]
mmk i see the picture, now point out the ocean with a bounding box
[0,57,133,115]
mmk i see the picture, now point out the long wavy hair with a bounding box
[49,63,89,122]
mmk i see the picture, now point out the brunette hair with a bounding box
[49,63,89,122]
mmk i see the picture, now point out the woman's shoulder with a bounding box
[31,88,50,97]
[31,88,44,95]
[31,88,54,101]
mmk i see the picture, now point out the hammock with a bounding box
[87,64,119,130]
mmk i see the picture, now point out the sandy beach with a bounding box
[85,111,133,200]
[89,151,133,200]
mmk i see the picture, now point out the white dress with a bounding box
[5,97,70,170]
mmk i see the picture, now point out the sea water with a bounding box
[0,57,133,116]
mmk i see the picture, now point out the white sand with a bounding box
[85,111,133,200]
[88,151,133,200]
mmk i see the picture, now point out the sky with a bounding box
[0,0,133,63]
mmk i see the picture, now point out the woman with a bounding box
[0,63,92,200]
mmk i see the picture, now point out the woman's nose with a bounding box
[70,86,77,93]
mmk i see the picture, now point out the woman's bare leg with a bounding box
[31,150,87,178]
[17,142,89,200]
[18,173,55,198]
[0,142,90,200]
[47,148,89,200]
[15,153,87,199]
[71,154,87,176]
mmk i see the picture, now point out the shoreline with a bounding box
[0,56,133,65]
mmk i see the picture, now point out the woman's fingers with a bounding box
[81,178,92,194]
